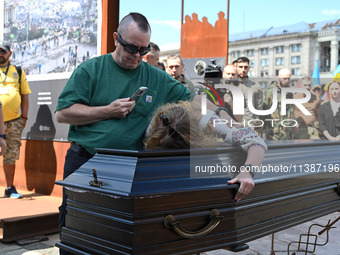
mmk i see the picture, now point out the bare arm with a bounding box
[21,94,29,128]
[0,106,6,155]
[55,98,136,125]
[199,107,267,201]
[335,134,340,141]
[322,130,335,141]
[244,144,266,167]
[228,145,265,201]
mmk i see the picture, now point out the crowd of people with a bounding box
[144,46,340,141]
[152,54,339,142]
[218,57,340,141]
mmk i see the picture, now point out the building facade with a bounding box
[228,19,340,84]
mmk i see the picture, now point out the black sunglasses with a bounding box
[0,50,8,54]
[117,32,151,56]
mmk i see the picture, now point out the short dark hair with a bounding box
[150,42,160,53]
[167,54,183,66]
[118,12,151,35]
[236,57,250,64]
[157,62,165,71]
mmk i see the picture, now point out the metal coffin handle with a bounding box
[163,209,224,238]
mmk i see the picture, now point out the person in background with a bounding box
[319,80,340,141]
[142,42,160,66]
[166,54,195,93]
[156,61,165,71]
[311,84,322,98]
[223,64,237,81]
[294,76,321,139]
[0,42,30,199]
[235,57,263,131]
[263,68,294,140]
[220,64,238,121]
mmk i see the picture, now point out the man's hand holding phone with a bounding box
[106,87,148,119]
[107,98,135,119]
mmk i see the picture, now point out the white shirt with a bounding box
[330,99,340,116]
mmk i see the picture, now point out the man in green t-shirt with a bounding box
[55,13,191,252]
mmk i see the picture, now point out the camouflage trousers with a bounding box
[4,116,25,165]
[264,123,294,141]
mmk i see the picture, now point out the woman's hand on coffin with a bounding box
[227,171,255,201]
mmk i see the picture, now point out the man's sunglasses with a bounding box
[117,32,151,56]
[0,50,8,54]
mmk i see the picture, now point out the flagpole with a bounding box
[311,59,320,88]
[181,0,184,49]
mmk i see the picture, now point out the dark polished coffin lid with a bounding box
[56,140,340,255]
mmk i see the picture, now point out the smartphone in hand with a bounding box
[130,86,147,102]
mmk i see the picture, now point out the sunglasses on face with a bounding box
[0,50,8,54]
[117,32,151,56]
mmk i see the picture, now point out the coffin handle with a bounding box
[164,209,224,238]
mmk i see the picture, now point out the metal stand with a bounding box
[270,233,276,255]
[287,216,340,255]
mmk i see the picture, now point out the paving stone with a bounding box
[22,247,59,255]
[1,248,30,255]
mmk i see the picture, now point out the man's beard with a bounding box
[0,56,10,65]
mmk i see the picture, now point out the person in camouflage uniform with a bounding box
[166,54,195,93]
[235,57,263,134]
[263,69,295,140]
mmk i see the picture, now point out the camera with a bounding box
[203,59,222,86]
[194,59,222,86]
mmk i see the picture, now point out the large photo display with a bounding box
[2,0,98,75]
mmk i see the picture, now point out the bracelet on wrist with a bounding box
[22,115,28,120]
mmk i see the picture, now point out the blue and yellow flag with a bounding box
[311,60,320,88]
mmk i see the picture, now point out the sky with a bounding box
[119,0,340,51]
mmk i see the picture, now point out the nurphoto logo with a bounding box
[200,83,311,128]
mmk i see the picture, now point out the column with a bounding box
[255,47,260,78]
[284,44,290,73]
[314,42,320,67]
[330,40,339,73]
[311,42,320,74]
[269,46,274,77]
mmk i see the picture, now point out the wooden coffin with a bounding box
[56,140,340,255]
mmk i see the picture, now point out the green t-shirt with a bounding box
[56,54,191,154]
